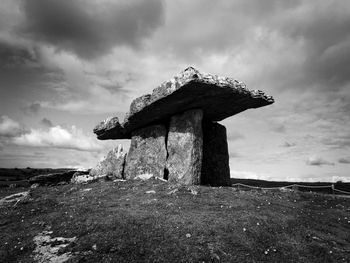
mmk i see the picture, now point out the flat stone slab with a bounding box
[94,67,274,140]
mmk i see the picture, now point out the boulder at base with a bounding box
[166,109,203,185]
[124,124,167,179]
[201,121,231,186]
[89,145,126,180]
[70,170,93,184]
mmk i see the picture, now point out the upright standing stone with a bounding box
[89,144,126,179]
[166,109,203,185]
[201,122,231,186]
[124,124,167,179]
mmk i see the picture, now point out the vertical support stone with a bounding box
[124,124,167,179]
[201,121,231,186]
[89,144,126,179]
[166,109,203,185]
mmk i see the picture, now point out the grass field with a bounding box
[1,178,349,262]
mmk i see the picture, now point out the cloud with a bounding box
[229,151,241,158]
[0,40,37,67]
[0,0,350,181]
[230,170,272,180]
[21,102,41,115]
[13,125,103,152]
[306,156,335,166]
[40,118,53,127]
[276,2,350,87]
[338,158,350,164]
[227,131,245,141]
[20,0,164,59]
[282,141,296,147]
[321,134,350,149]
[0,116,104,152]
[0,115,26,137]
[272,124,286,133]
[148,0,350,93]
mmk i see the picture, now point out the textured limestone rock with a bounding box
[89,145,126,179]
[94,67,274,140]
[33,230,76,263]
[0,191,30,206]
[124,124,167,179]
[166,109,203,185]
[201,122,231,186]
[93,116,127,140]
[70,171,93,184]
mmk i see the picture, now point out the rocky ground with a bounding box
[0,179,349,262]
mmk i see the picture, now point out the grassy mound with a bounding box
[1,179,349,262]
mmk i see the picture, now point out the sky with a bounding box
[0,0,350,182]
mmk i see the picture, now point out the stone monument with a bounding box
[92,67,274,186]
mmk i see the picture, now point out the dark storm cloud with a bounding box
[156,1,350,90]
[247,1,350,88]
[0,38,66,104]
[22,102,41,115]
[321,134,350,149]
[40,118,53,127]
[284,12,350,87]
[306,156,335,166]
[156,0,301,59]
[20,0,164,59]
[282,141,296,148]
[0,41,37,67]
[338,158,350,164]
[261,1,350,87]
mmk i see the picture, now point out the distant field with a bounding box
[0,168,74,187]
[0,168,73,181]
[230,178,350,196]
[1,179,349,262]
[1,168,349,193]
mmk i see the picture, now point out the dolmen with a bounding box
[93,67,274,186]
